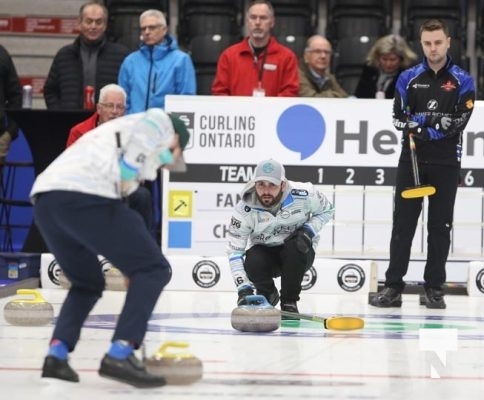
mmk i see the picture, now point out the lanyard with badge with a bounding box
[252,46,268,97]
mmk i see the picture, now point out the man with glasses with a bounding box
[118,9,196,113]
[65,84,153,230]
[298,35,348,98]
[211,0,299,96]
[43,1,130,110]
[66,84,126,147]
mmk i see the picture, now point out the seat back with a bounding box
[326,0,392,43]
[177,0,243,49]
[332,36,378,96]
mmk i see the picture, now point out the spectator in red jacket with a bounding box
[66,84,153,230]
[66,83,126,147]
[211,0,299,97]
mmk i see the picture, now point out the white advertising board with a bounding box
[163,96,484,283]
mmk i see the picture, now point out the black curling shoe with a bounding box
[281,300,300,320]
[99,354,166,388]
[369,287,402,308]
[41,356,79,382]
[423,288,446,309]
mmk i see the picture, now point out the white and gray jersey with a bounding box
[30,111,173,201]
[226,179,334,289]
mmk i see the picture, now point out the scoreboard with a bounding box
[163,96,484,275]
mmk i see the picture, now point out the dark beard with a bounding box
[256,186,283,207]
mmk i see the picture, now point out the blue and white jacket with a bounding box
[118,34,196,113]
[227,179,334,290]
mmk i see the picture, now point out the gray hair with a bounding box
[139,9,167,27]
[366,34,418,69]
[99,84,127,104]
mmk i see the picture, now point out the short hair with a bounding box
[98,84,127,104]
[139,9,167,27]
[79,1,108,21]
[304,35,332,53]
[365,34,418,69]
[247,0,274,16]
[419,19,450,38]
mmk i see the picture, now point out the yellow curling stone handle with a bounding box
[154,341,194,359]
[12,289,47,304]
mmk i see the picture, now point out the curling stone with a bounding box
[3,289,54,326]
[144,341,203,385]
[231,294,280,332]
[104,267,127,291]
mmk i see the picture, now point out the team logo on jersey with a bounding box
[280,210,291,219]
[441,80,456,92]
[411,83,430,89]
[291,189,308,196]
[427,99,438,110]
[231,217,241,228]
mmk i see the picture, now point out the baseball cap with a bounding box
[254,159,285,185]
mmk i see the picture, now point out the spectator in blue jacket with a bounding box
[118,9,196,113]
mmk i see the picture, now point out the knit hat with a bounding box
[168,114,190,150]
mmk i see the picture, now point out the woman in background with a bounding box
[355,34,417,99]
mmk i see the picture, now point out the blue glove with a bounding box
[237,285,254,306]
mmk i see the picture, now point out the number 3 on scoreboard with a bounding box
[375,168,384,185]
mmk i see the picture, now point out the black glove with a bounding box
[412,126,430,141]
[404,126,429,141]
[426,115,452,131]
[237,286,254,306]
[285,226,314,254]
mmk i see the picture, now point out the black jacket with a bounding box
[393,56,475,166]
[0,44,22,139]
[354,65,402,99]
[43,36,130,110]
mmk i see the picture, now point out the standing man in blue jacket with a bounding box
[118,9,196,113]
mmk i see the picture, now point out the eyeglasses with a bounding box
[99,103,125,112]
[306,49,332,56]
[140,24,163,32]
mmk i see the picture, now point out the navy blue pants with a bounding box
[127,185,153,231]
[386,161,459,291]
[33,191,172,351]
